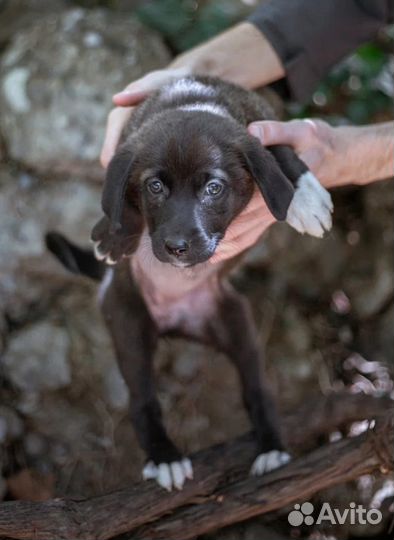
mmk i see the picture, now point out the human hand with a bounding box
[210,187,276,264]
[100,67,190,168]
[213,119,339,263]
[100,20,286,169]
[213,117,394,263]
[248,118,393,189]
[248,119,346,189]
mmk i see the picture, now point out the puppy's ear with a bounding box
[102,147,137,233]
[95,146,143,264]
[242,137,295,221]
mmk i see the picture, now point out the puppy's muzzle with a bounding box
[165,237,189,258]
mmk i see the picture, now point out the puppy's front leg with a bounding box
[210,285,290,475]
[91,212,142,265]
[269,145,333,238]
[100,265,193,491]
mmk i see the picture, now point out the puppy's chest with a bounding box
[130,237,221,335]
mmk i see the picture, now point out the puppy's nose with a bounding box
[165,238,189,257]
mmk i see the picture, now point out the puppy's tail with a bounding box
[45,232,105,281]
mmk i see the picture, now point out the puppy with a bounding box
[47,76,333,491]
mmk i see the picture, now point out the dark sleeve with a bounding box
[248,0,394,102]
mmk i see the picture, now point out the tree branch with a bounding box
[133,414,394,540]
[0,392,391,540]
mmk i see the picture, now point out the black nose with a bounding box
[165,238,189,257]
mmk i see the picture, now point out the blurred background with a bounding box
[0,1,393,539]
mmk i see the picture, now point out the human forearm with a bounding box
[249,119,394,189]
[102,22,285,167]
[332,122,394,187]
[170,22,285,90]
[249,0,393,102]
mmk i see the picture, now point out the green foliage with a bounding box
[293,36,394,124]
[135,0,253,52]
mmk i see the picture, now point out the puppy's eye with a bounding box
[147,179,164,194]
[205,180,223,197]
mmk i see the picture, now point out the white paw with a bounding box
[286,172,333,238]
[93,241,117,265]
[250,450,291,476]
[142,458,193,491]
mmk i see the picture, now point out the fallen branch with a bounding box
[0,392,391,540]
[134,414,394,540]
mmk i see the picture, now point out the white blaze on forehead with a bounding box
[163,79,217,99]
[178,103,230,118]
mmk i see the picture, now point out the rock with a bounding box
[0,418,6,443]
[0,165,101,322]
[0,310,6,355]
[173,345,202,380]
[2,321,71,392]
[0,0,66,45]
[102,364,129,410]
[0,475,6,500]
[23,432,48,458]
[377,305,394,366]
[0,8,171,177]
[0,406,24,442]
[346,258,394,319]
[282,306,312,354]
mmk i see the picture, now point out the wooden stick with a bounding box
[134,414,394,539]
[0,393,391,540]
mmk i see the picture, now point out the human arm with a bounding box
[209,119,394,263]
[248,119,394,188]
[249,0,394,102]
[101,0,393,166]
[100,22,284,167]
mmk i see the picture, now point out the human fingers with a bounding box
[100,106,133,168]
[248,119,318,149]
[113,67,190,106]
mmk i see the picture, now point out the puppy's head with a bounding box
[102,110,293,267]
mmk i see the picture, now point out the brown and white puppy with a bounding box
[47,76,333,491]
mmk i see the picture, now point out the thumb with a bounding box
[113,67,190,107]
[112,72,162,107]
[113,89,149,107]
[248,119,312,148]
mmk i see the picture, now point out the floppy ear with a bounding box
[242,136,295,221]
[102,147,137,233]
[93,146,143,264]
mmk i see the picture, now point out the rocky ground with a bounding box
[0,3,393,540]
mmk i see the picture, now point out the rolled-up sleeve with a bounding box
[248,0,394,102]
